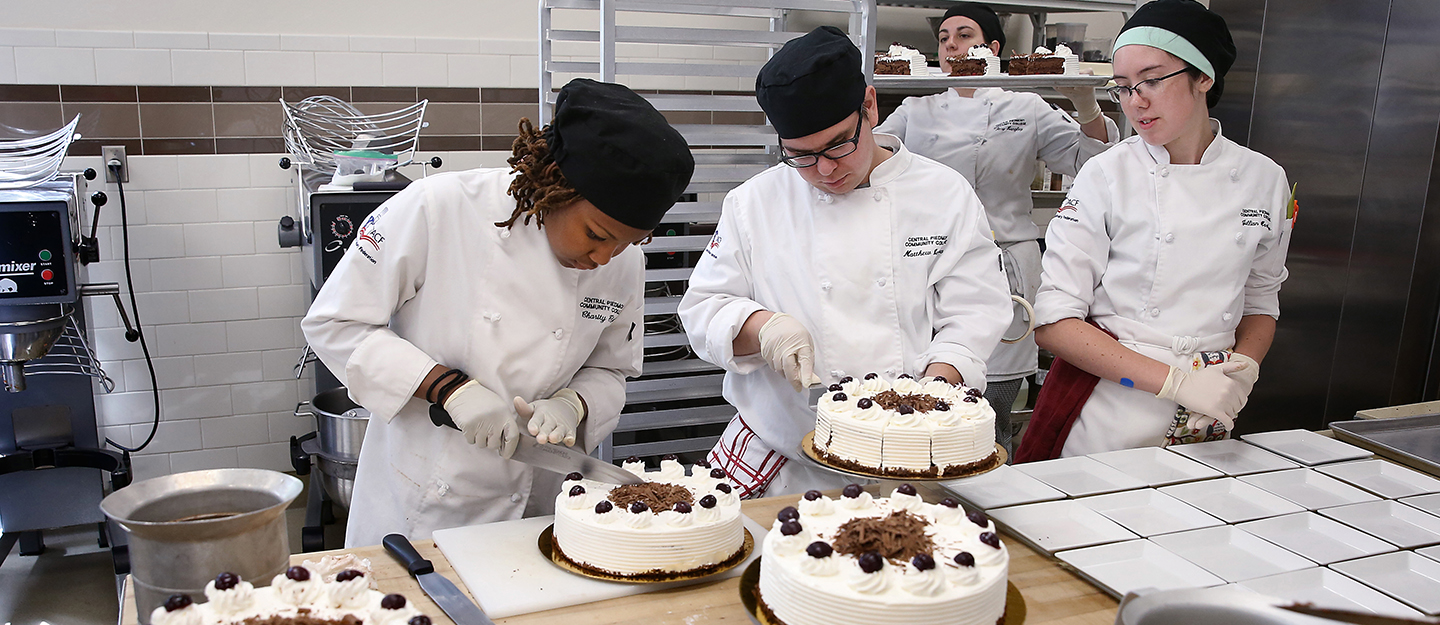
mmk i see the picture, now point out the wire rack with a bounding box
[0,115,81,190]
[280,96,428,174]
[23,314,114,392]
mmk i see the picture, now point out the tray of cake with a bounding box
[874,43,1111,92]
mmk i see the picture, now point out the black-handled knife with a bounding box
[383,533,493,625]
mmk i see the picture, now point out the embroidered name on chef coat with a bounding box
[354,209,388,264]
[992,118,1027,133]
[1240,208,1271,231]
[580,296,625,323]
[903,234,949,258]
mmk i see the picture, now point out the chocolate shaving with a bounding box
[871,390,940,413]
[607,482,694,514]
[831,510,936,563]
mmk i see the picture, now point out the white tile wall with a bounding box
[382,53,448,87]
[0,47,15,83]
[171,49,246,85]
[315,52,383,86]
[95,48,172,84]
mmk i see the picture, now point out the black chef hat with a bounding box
[756,26,866,140]
[546,78,694,231]
[936,3,1005,52]
[1115,0,1236,107]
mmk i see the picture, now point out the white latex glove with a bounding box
[1225,353,1261,397]
[757,313,823,393]
[515,388,585,447]
[1055,78,1103,125]
[1156,361,1252,428]
[443,380,521,458]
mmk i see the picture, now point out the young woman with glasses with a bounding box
[875,3,1120,456]
[1015,0,1294,461]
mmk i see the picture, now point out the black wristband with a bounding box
[426,369,468,404]
[434,374,470,405]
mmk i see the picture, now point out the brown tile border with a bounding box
[352,86,416,102]
[62,85,137,103]
[419,87,480,103]
[214,86,283,103]
[143,138,216,155]
[70,138,142,157]
[482,88,538,103]
[4,83,753,155]
[0,84,60,102]
[138,86,212,103]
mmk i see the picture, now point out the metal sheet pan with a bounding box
[872,74,1110,93]
[1329,415,1440,477]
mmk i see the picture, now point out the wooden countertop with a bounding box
[121,481,1118,625]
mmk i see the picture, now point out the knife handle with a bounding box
[429,404,459,430]
[383,533,436,577]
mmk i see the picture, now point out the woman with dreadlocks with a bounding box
[303,79,694,547]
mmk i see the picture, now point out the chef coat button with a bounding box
[820,281,832,291]
[929,135,938,143]
[876,278,887,287]
[1160,168,1170,177]
[831,370,841,378]
[941,103,948,110]
[885,368,896,377]
[874,191,883,201]
[1164,233,1175,243]
[979,138,988,145]
[1150,307,1161,317]
[500,229,511,239]
[1230,169,1240,181]
[1223,312,1233,321]
[436,479,450,496]
[1235,232,1245,243]
[554,328,564,340]
[510,493,523,503]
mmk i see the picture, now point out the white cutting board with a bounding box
[432,513,768,618]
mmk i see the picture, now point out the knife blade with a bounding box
[429,405,644,485]
[383,533,494,625]
[1281,604,1437,625]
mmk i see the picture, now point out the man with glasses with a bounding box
[678,26,1011,498]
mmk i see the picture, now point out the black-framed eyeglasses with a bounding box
[778,109,864,168]
[1106,68,1188,103]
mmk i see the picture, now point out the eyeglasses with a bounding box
[1106,68,1188,103]
[778,110,864,168]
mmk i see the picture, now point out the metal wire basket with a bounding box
[23,314,115,392]
[0,115,82,190]
[280,96,428,174]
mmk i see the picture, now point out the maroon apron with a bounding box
[1013,322,1115,463]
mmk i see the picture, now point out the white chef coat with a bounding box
[876,88,1119,379]
[302,168,643,547]
[1034,120,1292,456]
[678,134,1012,467]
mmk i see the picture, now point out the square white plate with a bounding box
[1075,489,1224,537]
[1159,477,1307,523]
[1237,567,1425,619]
[1056,539,1225,597]
[1315,460,1440,498]
[1418,545,1440,564]
[1149,525,1316,582]
[1319,500,1440,549]
[1238,468,1382,510]
[1400,493,1440,516]
[1012,455,1149,497]
[987,499,1139,553]
[1167,439,1302,475]
[940,464,1066,510]
[1241,429,1373,466]
[1236,512,1398,565]
[1331,551,1440,615]
[1087,446,1224,487]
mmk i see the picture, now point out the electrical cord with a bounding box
[101,159,161,454]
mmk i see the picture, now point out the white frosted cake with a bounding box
[1053,44,1081,75]
[875,43,930,76]
[149,567,428,625]
[758,484,1009,625]
[815,374,998,477]
[551,456,747,579]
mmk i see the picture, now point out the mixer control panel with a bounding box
[0,201,74,305]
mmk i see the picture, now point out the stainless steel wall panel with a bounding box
[1239,0,1389,431]
[1209,0,1266,146]
[1334,0,1440,421]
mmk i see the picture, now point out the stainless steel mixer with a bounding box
[0,116,138,571]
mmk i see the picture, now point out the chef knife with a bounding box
[429,405,644,485]
[1281,604,1437,625]
[384,533,493,625]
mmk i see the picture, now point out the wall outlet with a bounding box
[102,145,129,183]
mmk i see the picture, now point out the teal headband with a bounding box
[1113,26,1215,79]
